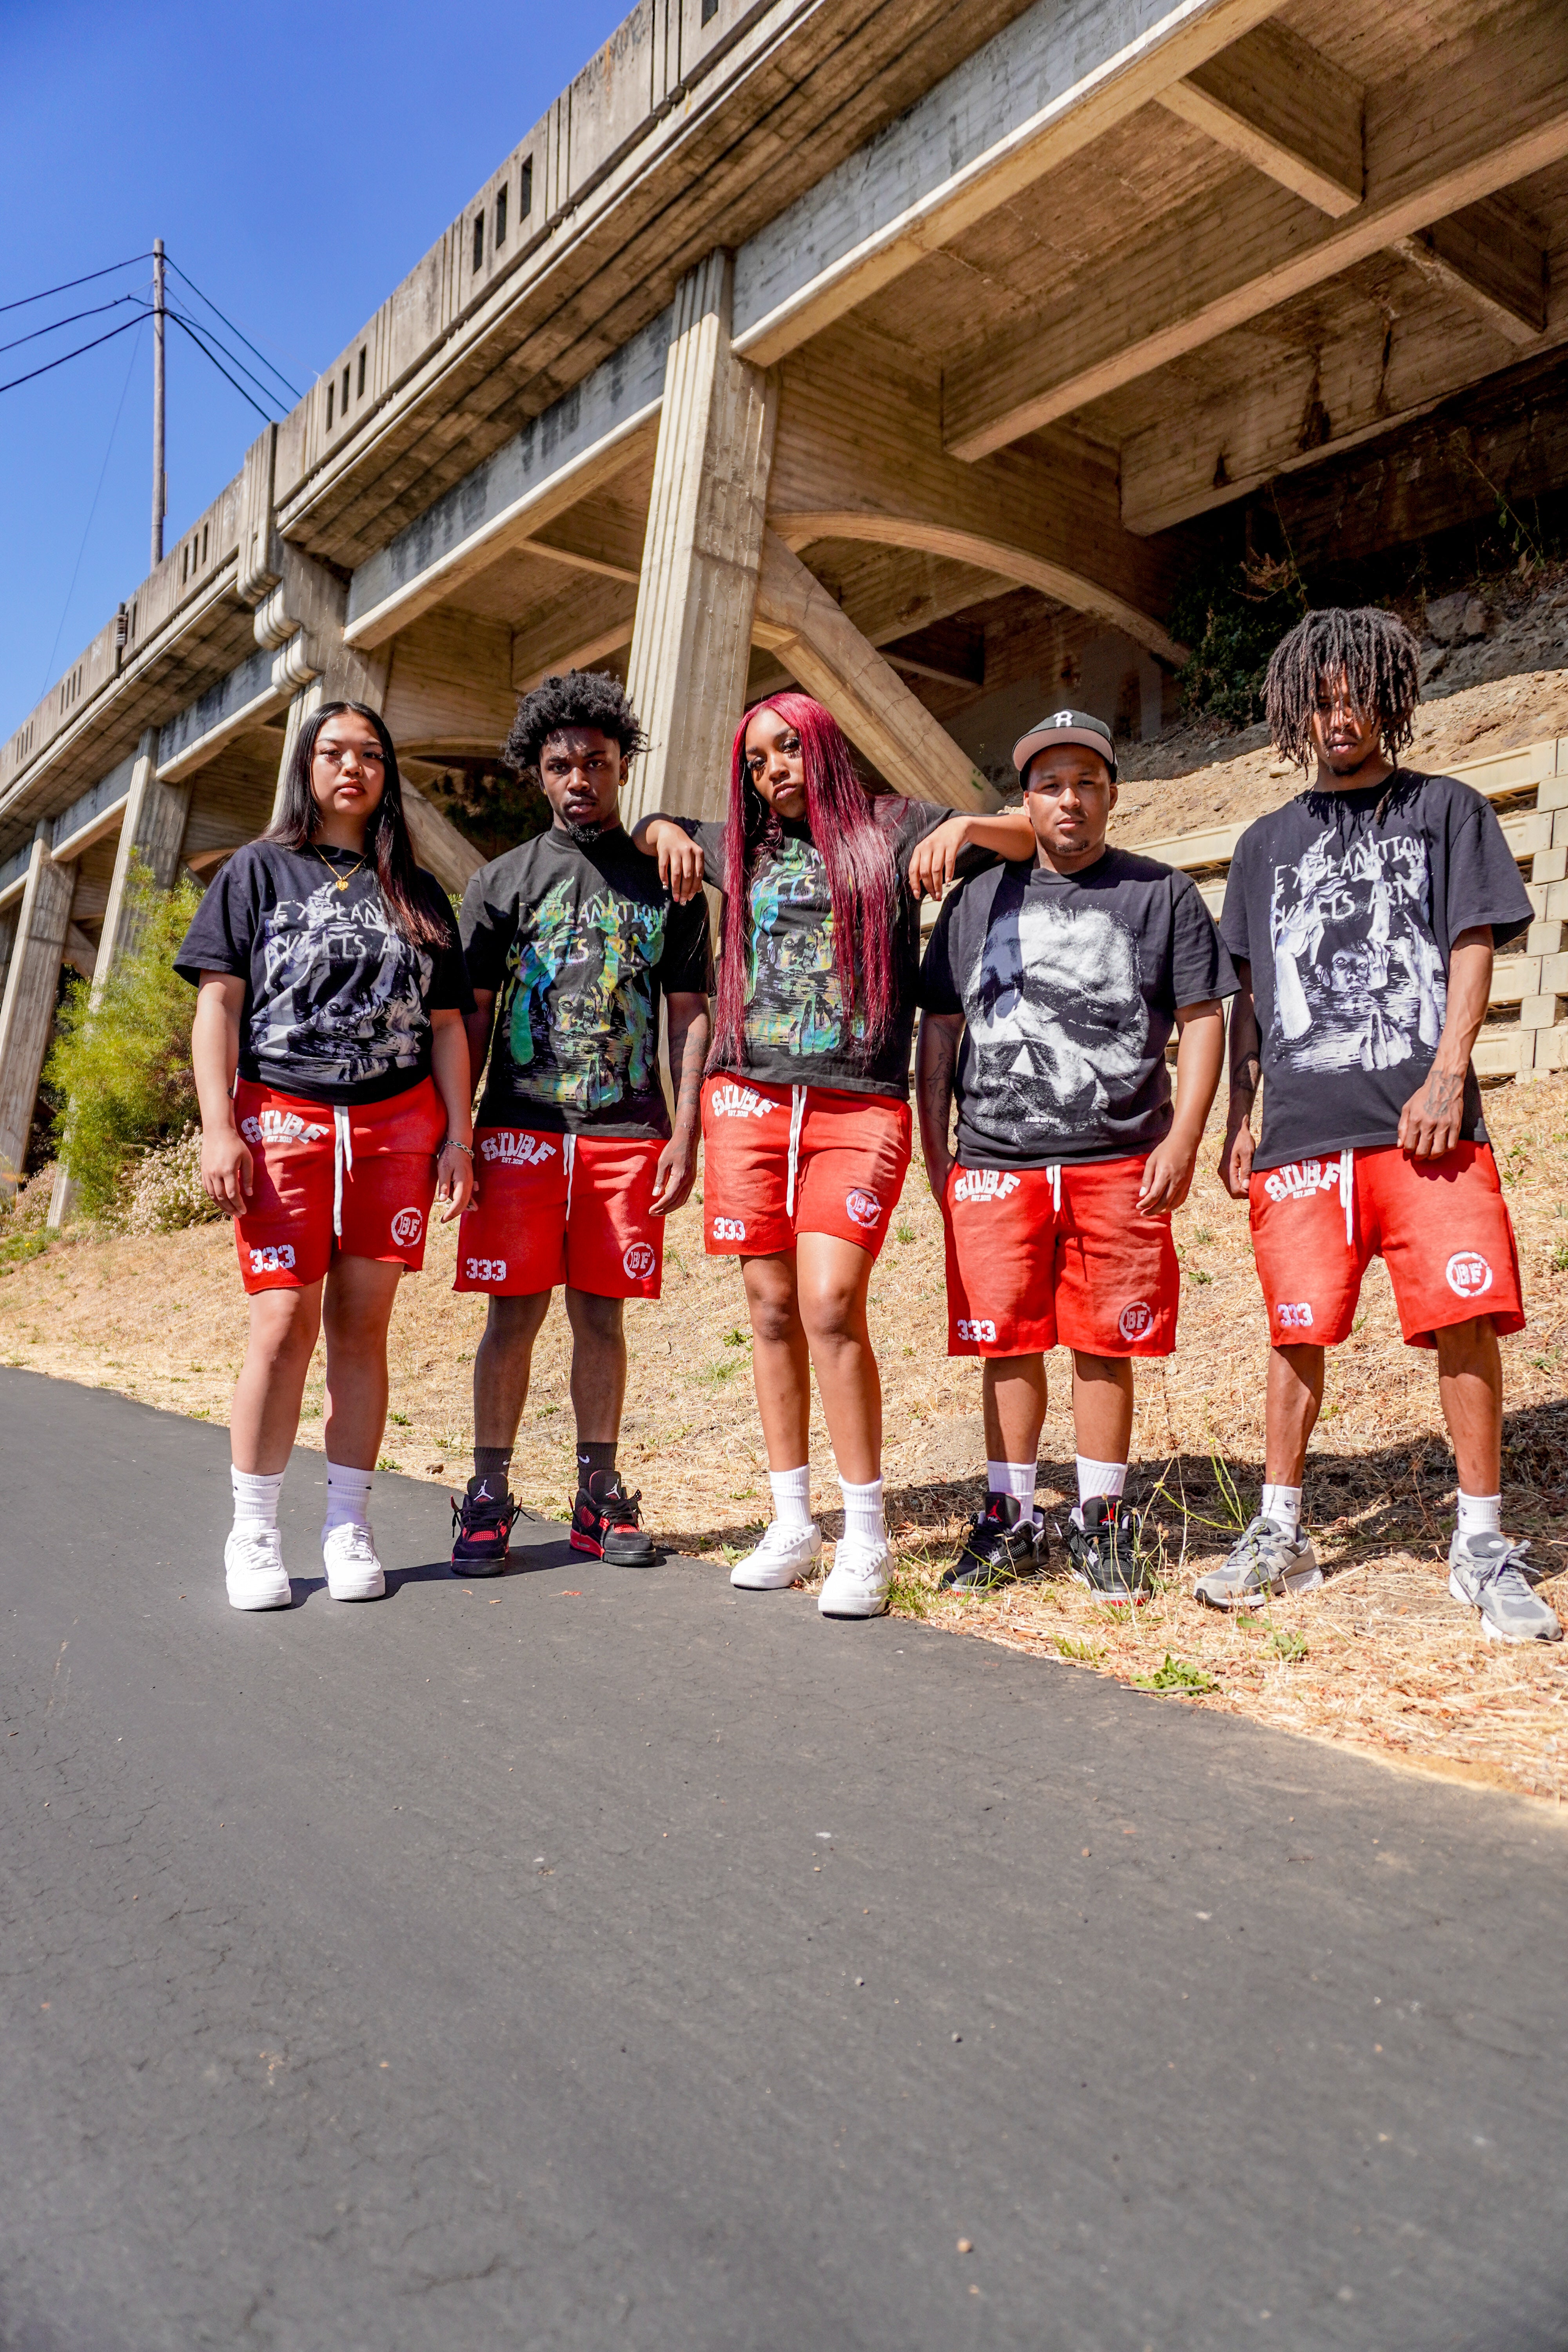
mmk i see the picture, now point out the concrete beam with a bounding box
[343,308,671,651]
[402,784,486,895]
[753,533,987,811]
[0,832,73,1194]
[942,0,1568,460]
[1394,196,1549,347]
[158,646,288,783]
[771,338,1183,662]
[1120,263,1568,535]
[730,0,1281,368]
[510,576,641,696]
[1156,22,1363,218]
[624,252,777,830]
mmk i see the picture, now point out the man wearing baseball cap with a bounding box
[915,709,1236,1595]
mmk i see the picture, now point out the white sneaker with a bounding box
[224,1525,292,1612]
[818,1535,892,1618]
[731,1520,822,1590]
[321,1520,386,1602]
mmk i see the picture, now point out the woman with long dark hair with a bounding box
[178,701,475,1612]
[635,693,1031,1617]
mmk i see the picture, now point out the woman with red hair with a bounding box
[635,695,1031,1617]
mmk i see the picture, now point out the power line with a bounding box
[0,254,149,318]
[38,317,147,699]
[164,311,276,422]
[0,291,149,361]
[167,303,287,418]
[164,256,303,401]
[0,312,146,397]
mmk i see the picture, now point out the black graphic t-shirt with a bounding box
[461,824,713,1137]
[175,840,472,1106]
[1220,771,1532,1171]
[679,799,953,1100]
[919,849,1235,1167]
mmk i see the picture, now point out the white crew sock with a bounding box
[323,1462,374,1534]
[838,1474,886,1548]
[769,1465,814,1530]
[1456,1491,1501,1539]
[1261,1482,1303,1537]
[985,1459,1037,1510]
[231,1466,284,1532]
[1076,1456,1127,1506]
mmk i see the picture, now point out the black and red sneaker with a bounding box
[450,1478,520,1577]
[571,1471,655,1564]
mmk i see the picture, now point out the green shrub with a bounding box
[1171,554,1307,731]
[45,857,204,1220]
[122,1124,222,1235]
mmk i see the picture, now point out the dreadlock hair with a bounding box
[267,701,450,948]
[503,669,648,778]
[1264,606,1421,771]
[710,691,902,1078]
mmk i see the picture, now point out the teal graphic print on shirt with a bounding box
[501,878,667,1112]
[745,836,864,1058]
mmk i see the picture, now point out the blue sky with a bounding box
[0,0,630,740]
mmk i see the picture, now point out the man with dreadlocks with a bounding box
[1203,606,1557,1642]
[450,671,713,1573]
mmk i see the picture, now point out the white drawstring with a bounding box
[1047,1161,1062,1215]
[332,1105,354,1239]
[786,1085,806,1218]
[1339,1147,1354,1249]
[564,1133,576,1218]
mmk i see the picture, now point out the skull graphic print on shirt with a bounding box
[1268,824,1446,1074]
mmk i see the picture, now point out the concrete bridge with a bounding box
[4,0,1568,1198]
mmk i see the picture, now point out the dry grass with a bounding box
[3,1076,1566,1804]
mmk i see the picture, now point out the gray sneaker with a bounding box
[1193,1515,1322,1610]
[1448,1531,1563,1644]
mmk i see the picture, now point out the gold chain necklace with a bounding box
[314,845,366,893]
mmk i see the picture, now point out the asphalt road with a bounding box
[2,1367,1565,2352]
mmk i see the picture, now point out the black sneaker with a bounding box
[940,1492,1042,1591]
[1065,1496,1151,1599]
[451,1477,521,1576]
[571,1472,655,1565]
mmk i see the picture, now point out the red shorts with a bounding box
[943,1155,1178,1358]
[232,1076,444,1294]
[454,1129,666,1299]
[1249,1141,1525,1350]
[700,1074,911,1258]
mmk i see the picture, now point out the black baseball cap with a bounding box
[1012,709,1117,784]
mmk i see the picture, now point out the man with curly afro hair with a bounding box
[1197,606,1556,1643]
[450,671,713,1573]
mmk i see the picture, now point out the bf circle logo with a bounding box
[1445,1249,1494,1299]
[622,1241,657,1281]
[845,1189,882,1229]
[390,1206,424,1247]
[1118,1300,1154,1342]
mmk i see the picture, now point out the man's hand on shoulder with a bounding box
[906,817,969,903]
[633,815,705,905]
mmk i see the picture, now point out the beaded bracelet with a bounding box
[440,1137,475,1158]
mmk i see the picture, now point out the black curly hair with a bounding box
[502,670,648,778]
[1264,606,1422,770]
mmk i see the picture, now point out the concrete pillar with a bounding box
[622,249,777,828]
[49,729,190,1225]
[0,827,74,1198]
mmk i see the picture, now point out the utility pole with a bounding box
[151,238,166,568]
